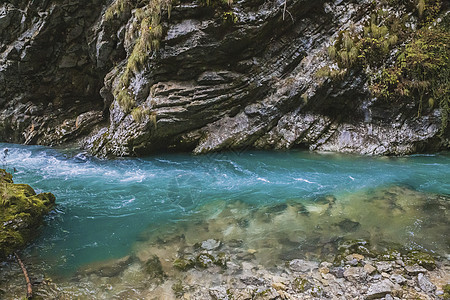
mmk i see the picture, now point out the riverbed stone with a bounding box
[240,276,266,287]
[405,251,436,270]
[330,267,345,278]
[366,279,395,299]
[385,294,394,300]
[289,259,319,273]
[376,261,394,273]
[201,239,221,251]
[417,273,436,293]
[390,274,407,285]
[209,286,229,300]
[344,267,367,282]
[364,264,377,275]
[405,265,428,275]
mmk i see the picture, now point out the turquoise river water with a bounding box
[0,143,449,298]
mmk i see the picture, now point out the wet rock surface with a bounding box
[1,0,448,156]
[0,0,107,146]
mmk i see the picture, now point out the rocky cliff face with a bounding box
[0,0,108,145]
[1,0,448,156]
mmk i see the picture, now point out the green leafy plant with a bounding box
[371,23,449,133]
[322,0,448,134]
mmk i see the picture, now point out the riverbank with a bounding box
[2,229,449,299]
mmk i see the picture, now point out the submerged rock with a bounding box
[0,169,55,259]
[173,257,196,271]
[78,255,134,277]
[144,255,166,281]
[201,239,221,251]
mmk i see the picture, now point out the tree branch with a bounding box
[14,252,33,299]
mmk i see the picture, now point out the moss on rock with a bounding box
[405,250,436,270]
[0,169,55,259]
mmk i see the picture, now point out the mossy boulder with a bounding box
[0,169,55,259]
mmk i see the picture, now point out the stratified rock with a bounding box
[0,1,107,146]
[80,0,448,157]
[1,0,448,156]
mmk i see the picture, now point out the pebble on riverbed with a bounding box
[33,237,449,300]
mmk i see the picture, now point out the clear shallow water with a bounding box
[0,143,449,280]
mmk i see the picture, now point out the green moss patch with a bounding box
[0,169,55,259]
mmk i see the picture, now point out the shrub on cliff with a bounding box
[371,17,450,134]
[324,0,449,134]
